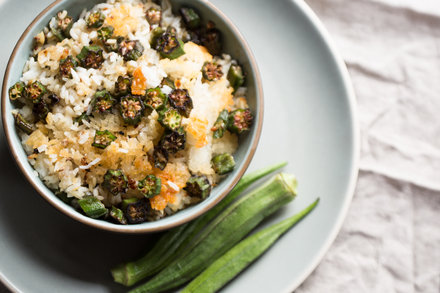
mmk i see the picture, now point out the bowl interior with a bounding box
[1,0,262,233]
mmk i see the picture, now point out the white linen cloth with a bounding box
[297,0,440,292]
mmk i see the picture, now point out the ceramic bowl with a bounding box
[1,0,263,233]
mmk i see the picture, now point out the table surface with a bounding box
[1,0,439,292]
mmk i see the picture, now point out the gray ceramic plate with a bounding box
[0,0,358,292]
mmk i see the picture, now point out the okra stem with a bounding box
[182,198,320,293]
[111,162,287,286]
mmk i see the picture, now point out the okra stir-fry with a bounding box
[9,0,254,224]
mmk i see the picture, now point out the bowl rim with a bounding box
[1,0,264,234]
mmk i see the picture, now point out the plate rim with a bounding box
[280,0,360,292]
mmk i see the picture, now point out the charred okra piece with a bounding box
[92,130,117,149]
[119,40,144,61]
[159,127,186,154]
[156,32,185,60]
[57,11,73,37]
[32,100,50,121]
[144,87,167,110]
[103,169,128,195]
[104,36,124,53]
[25,81,47,103]
[124,199,150,224]
[211,109,229,139]
[9,82,25,101]
[201,22,222,56]
[153,146,168,170]
[180,7,201,29]
[227,64,244,91]
[158,107,182,130]
[212,153,235,175]
[97,26,114,42]
[150,27,165,49]
[59,55,78,79]
[47,93,60,106]
[138,175,162,198]
[78,196,108,218]
[110,206,128,225]
[92,90,116,113]
[227,108,253,134]
[184,175,211,199]
[34,31,46,48]
[168,88,193,118]
[77,46,104,69]
[86,11,105,28]
[202,61,223,81]
[161,77,175,89]
[146,7,161,26]
[119,95,144,125]
[50,11,73,40]
[115,76,132,96]
[13,113,34,134]
[74,112,90,125]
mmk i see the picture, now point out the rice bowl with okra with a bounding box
[7,0,254,225]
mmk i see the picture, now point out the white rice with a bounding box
[16,0,249,215]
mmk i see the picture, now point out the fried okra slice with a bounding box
[47,93,60,106]
[202,61,223,82]
[227,108,253,134]
[150,27,165,49]
[32,100,50,121]
[78,196,108,218]
[168,88,193,118]
[180,7,201,30]
[103,169,128,195]
[158,107,182,131]
[184,175,211,199]
[92,130,117,149]
[104,36,124,53]
[155,32,185,60]
[77,46,104,69]
[92,90,116,113]
[97,26,114,42]
[59,55,78,79]
[138,175,162,198]
[110,206,128,225]
[144,87,167,110]
[25,81,47,103]
[119,95,144,125]
[13,113,34,134]
[153,146,168,170]
[211,109,228,139]
[227,64,245,92]
[124,199,150,224]
[159,127,186,154]
[146,7,161,26]
[160,77,175,89]
[50,10,74,40]
[201,22,222,56]
[115,76,132,96]
[9,82,25,101]
[119,40,144,61]
[212,153,235,175]
[57,11,74,37]
[86,11,105,28]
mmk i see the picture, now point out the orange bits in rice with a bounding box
[187,117,209,148]
[105,4,139,36]
[131,67,147,95]
[149,184,177,210]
